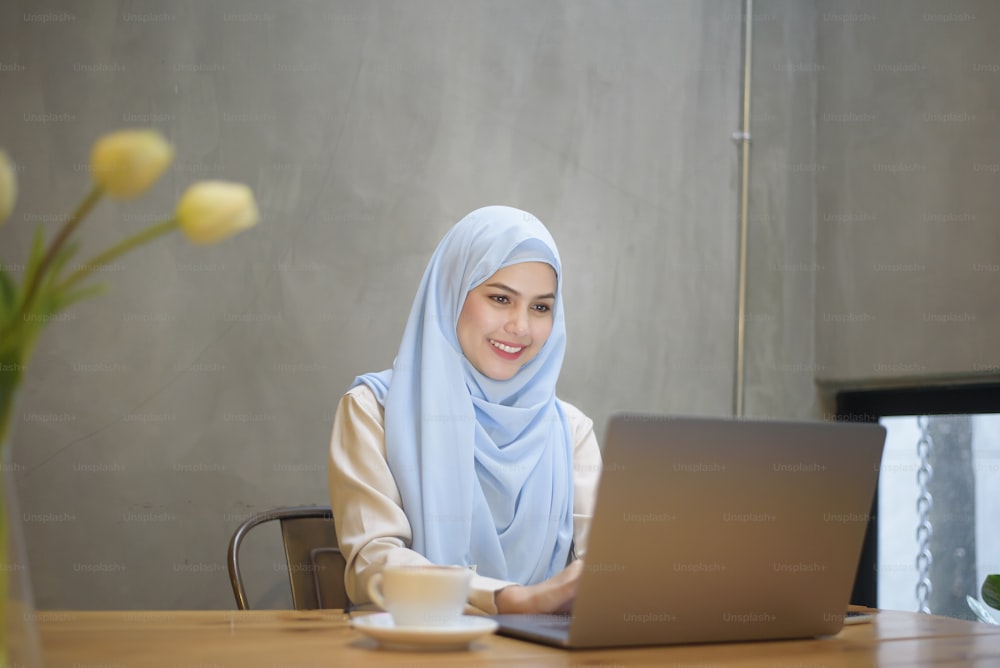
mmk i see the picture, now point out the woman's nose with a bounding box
[504,309,529,335]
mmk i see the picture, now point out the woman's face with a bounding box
[456,261,557,381]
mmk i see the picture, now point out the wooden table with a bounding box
[38,608,1000,666]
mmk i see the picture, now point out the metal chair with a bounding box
[227,505,350,610]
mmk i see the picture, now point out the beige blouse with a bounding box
[327,384,602,615]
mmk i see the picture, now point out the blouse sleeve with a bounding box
[560,399,603,559]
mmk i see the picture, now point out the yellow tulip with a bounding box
[176,181,259,245]
[0,149,16,225]
[90,129,173,199]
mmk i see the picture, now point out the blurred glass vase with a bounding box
[2,406,43,667]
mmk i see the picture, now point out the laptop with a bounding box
[495,413,886,648]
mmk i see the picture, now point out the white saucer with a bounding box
[351,612,498,650]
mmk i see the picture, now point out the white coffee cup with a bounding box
[367,564,472,628]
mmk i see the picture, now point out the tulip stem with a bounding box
[18,184,103,318]
[59,218,180,291]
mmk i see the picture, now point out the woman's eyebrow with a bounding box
[483,282,555,300]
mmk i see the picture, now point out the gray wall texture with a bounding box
[813,0,1000,389]
[0,0,996,610]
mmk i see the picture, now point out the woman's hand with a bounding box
[495,560,584,614]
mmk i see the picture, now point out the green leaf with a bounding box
[52,282,106,313]
[0,265,17,320]
[47,240,80,284]
[19,226,47,305]
[984,574,1000,610]
[1,266,24,355]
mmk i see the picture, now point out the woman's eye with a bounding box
[533,304,551,313]
[490,295,510,305]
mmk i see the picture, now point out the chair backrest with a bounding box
[227,506,349,610]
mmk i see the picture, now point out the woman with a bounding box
[328,205,602,615]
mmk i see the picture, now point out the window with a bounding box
[837,384,1000,619]
[877,414,1000,618]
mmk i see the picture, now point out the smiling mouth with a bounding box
[489,339,524,356]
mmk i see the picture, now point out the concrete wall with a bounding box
[744,0,1000,408]
[743,0,824,419]
[1,0,745,609]
[814,0,1000,389]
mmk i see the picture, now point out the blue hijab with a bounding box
[353,206,574,584]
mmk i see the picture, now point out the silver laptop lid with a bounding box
[566,414,885,648]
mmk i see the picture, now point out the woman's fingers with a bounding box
[495,560,586,614]
[530,560,584,614]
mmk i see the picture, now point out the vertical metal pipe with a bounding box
[733,0,754,417]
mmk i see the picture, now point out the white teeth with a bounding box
[490,339,523,354]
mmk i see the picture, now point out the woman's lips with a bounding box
[489,338,525,360]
